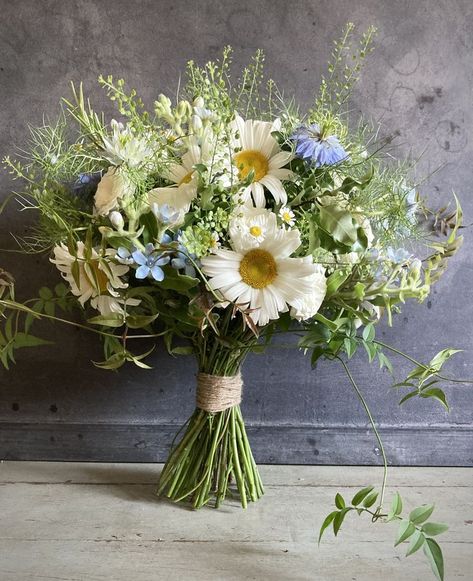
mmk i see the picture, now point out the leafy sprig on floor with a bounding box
[319,490,448,581]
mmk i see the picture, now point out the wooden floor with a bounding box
[0,463,472,581]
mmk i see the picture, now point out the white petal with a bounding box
[268,151,294,169]
[259,175,287,204]
[251,182,266,207]
[261,228,301,258]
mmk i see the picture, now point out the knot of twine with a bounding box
[196,372,243,413]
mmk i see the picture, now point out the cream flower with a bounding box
[51,242,133,315]
[229,206,278,251]
[148,128,213,212]
[102,119,153,168]
[231,114,294,207]
[201,227,318,326]
[290,263,327,321]
[94,167,133,216]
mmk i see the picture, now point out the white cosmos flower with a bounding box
[50,242,136,315]
[94,167,134,216]
[148,129,216,211]
[231,114,294,207]
[229,206,278,251]
[279,206,295,228]
[201,227,318,326]
[102,120,153,168]
[290,262,327,321]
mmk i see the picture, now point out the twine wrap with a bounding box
[196,372,243,413]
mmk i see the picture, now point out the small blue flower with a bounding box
[291,124,347,167]
[171,244,197,278]
[386,247,411,264]
[117,246,135,265]
[151,203,183,226]
[132,243,170,281]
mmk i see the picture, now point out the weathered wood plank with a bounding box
[2,423,473,465]
[0,539,472,581]
[1,461,473,487]
[0,464,472,581]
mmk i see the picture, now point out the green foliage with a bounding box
[319,489,448,581]
[0,282,75,369]
[392,348,464,410]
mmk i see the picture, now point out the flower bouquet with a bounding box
[1,25,468,580]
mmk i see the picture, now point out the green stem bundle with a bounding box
[157,403,263,509]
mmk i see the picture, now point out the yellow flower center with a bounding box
[282,212,292,222]
[179,171,194,186]
[249,225,262,238]
[239,249,277,289]
[234,150,269,182]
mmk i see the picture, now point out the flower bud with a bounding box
[191,114,203,132]
[109,211,124,230]
[193,96,204,108]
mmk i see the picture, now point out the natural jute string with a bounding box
[196,372,243,413]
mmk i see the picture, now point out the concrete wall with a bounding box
[1,0,472,464]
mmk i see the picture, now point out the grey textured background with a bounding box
[1,0,472,464]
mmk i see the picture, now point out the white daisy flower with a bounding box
[102,119,153,168]
[290,262,327,321]
[201,227,318,326]
[279,206,295,228]
[229,206,277,251]
[231,114,294,207]
[51,242,132,315]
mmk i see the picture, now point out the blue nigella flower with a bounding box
[291,123,347,167]
[71,172,102,197]
[131,243,170,281]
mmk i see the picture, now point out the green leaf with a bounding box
[406,529,425,556]
[333,508,351,536]
[318,510,338,544]
[44,301,56,317]
[387,492,403,522]
[158,269,200,292]
[409,504,435,525]
[429,348,462,372]
[343,337,357,358]
[335,493,345,509]
[362,324,375,342]
[398,390,419,406]
[13,333,54,348]
[319,205,358,246]
[39,286,53,300]
[93,353,126,370]
[87,313,125,328]
[171,346,194,356]
[378,351,393,374]
[54,283,68,297]
[125,313,159,329]
[421,523,449,537]
[362,340,377,363]
[325,269,350,298]
[362,491,379,509]
[395,520,416,546]
[423,538,444,581]
[351,486,374,507]
[419,388,449,411]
